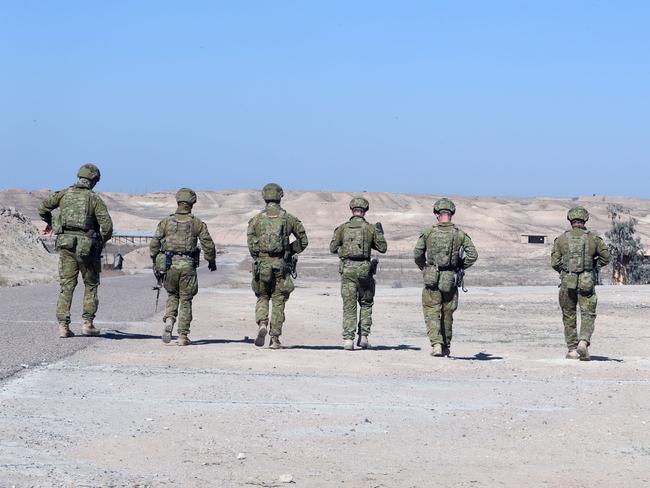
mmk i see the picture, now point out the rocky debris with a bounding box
[0,207,57,286]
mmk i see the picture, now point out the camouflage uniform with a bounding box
[247,183,308,346]
[551,207,610,358]
[414,199,478,355]
[149,188,216,343]
[38,164,113,336]
[330,197,387,344]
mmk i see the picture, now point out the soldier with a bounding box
[38,163,113,338]
[414,198,478,357]
[551,206,610,360]
[247,183,308,349]
[330,197,387,350]
[149,188,216,346]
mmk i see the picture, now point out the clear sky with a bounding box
[1,1,649,196]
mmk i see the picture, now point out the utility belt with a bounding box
[344,256,370,263]
[163,249,200,268]
[427,264,458,272]
[61,228,95,238]
[257,251,284,258]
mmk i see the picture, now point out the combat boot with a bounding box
[269,336,282,350]
[343,339,354,351]
[58,323,74,338]
[442,344,451,357]
[161,316,176,344]
[431,344,444,357]
[358,336,370,349]
[81,320,100,336]
[255,320,268,347]
[565,349,580,360]
[577,340,591,361]
[178,333,191,346]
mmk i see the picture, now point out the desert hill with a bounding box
[2,188,649,250]
[2,189,649,286]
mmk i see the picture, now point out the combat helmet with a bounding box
[176,188,197,205]
[433,198,456,215]
[567,206,589,222]
[77,163,101,182]
[262,183,284,202]
[349,196,369,211]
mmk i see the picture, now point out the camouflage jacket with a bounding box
[149,208,216,262]
[329,216,387,260]
[551,227,610,273]
[247,203,308,258]
[413,222,478,270]
[38,179,113,242]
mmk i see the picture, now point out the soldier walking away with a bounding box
[330,197,387,350]
[38,163,113,338]
[247,183,308,349]
[414,198,478,357]
[149,188,216,346]
[551,206,610,361]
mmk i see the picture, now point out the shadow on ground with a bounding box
[101,330,160,340]
[589,355,624,363]
[452,352,504,361]
[286,344,421,351]
[191,337,255,345]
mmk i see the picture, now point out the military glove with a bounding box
[208,260,217,272]
[375,222,384,234]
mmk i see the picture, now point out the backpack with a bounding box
[563,230,595,274]
[163,216,197,254]
[256,210,287,254]
[340,220,371,260]
[426,226,462,269]
[60,187,93,231]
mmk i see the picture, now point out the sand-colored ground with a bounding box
[0,258,648,487]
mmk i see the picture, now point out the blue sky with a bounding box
[1,1,649,196]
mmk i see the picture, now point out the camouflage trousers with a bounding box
[340,261,375,340]
[559,284,598,349]
[251,258,295,337]
[164,260,198,334]
[56,248,101,325]
[422,287,458,346]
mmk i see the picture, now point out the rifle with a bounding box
[285,254,298,279]
[457,247,468,292]
[370,257,379,276]
[153,271,164,312]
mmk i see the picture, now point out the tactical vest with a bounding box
[339,220,371,260]
[563,230,593,273]
[163,215,198,254]
[256,209,288,254]
[60,187,94,231]
[425,226,463,270]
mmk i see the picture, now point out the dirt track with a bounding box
[0,259,648,487]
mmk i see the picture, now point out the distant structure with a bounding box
[520,234,547,244]
[111,231,155,245]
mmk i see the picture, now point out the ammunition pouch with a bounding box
[154,253,170,273]
[564,272,579,291]
[438,270,457,293]
[75,236,94,259]
[423,266,439,290]
[55,234,77,252]
[578,271,595,295]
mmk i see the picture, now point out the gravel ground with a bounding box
[0,262,649,487]
[0,265,224,381]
